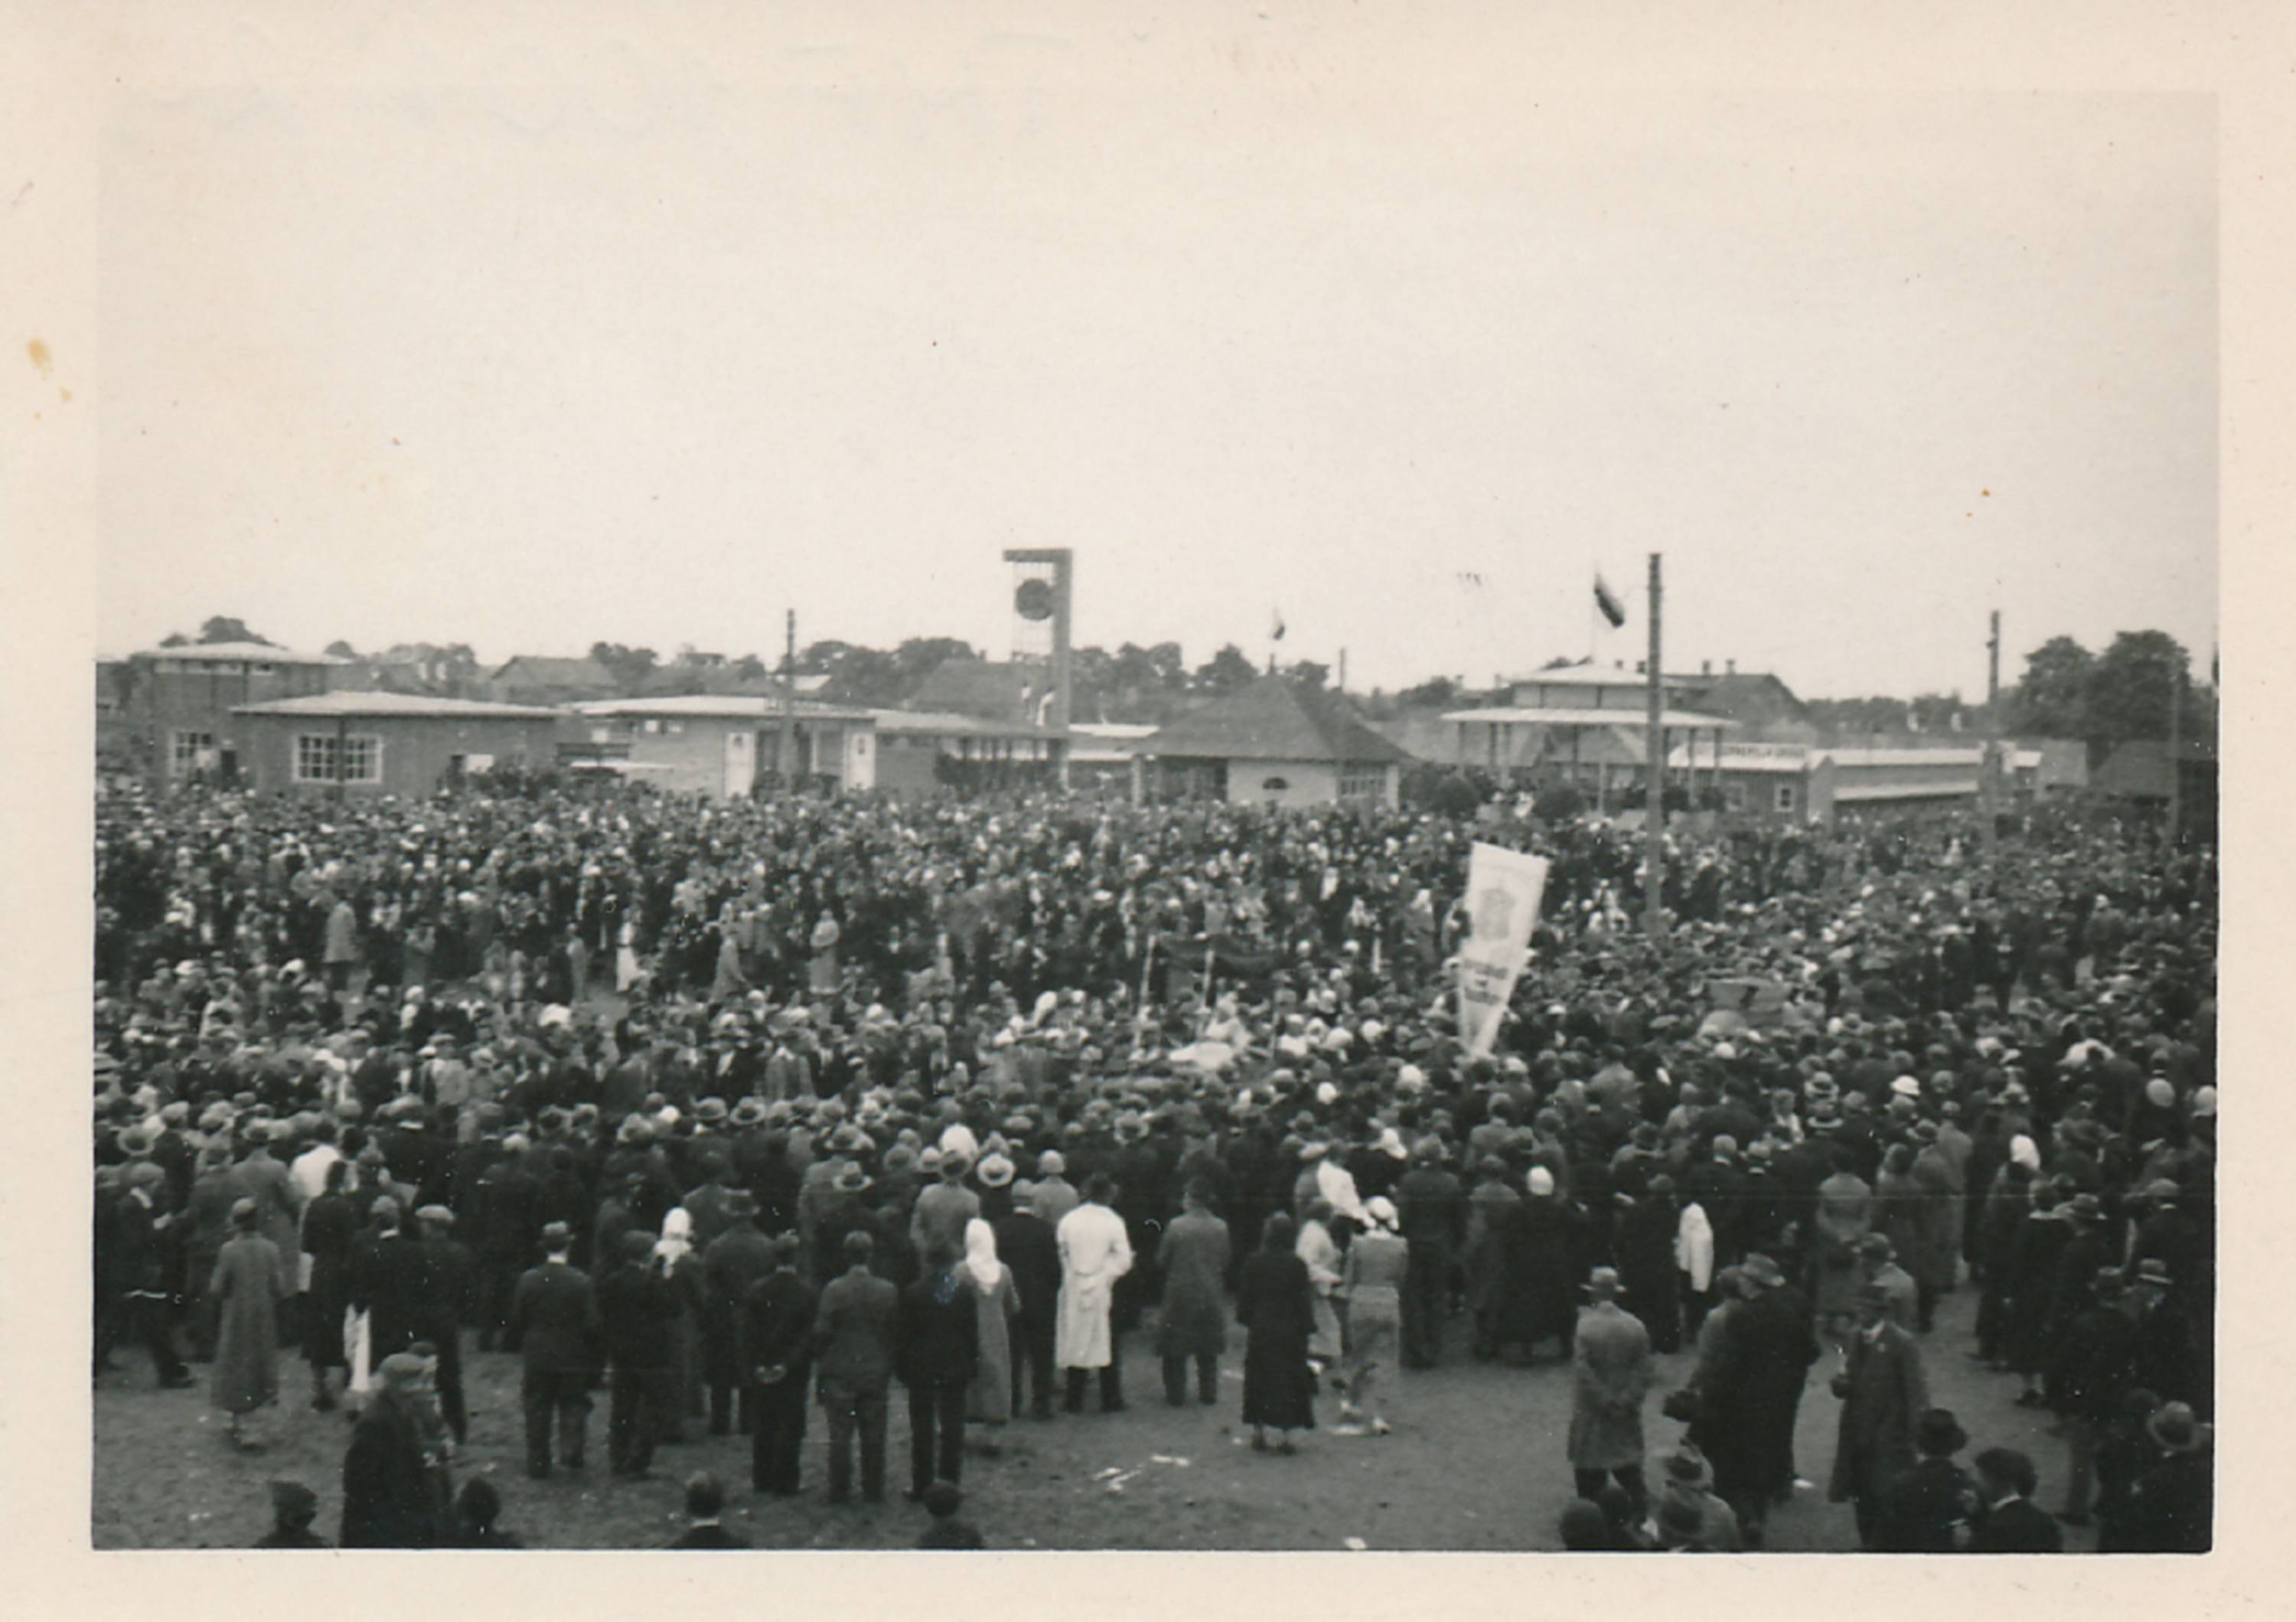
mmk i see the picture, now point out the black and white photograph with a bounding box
[11,0,2279,1596]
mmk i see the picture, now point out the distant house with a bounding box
[230,691,562,797]
[120,641,346,788]
[570,695,879,798]
[489,654,623,708]
[2092,739,2217,834]
[1068,722,1159,798]
[1141,676,1410,807]
[867,710,1064,796]
[908,658,1055,727]
[1667,664,1817,745]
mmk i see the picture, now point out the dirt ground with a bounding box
[93,1281,2082,1552]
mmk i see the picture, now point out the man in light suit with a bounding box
[1055,1173,1133,1414]
[1830,1281,1932,1548]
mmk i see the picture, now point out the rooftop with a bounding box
[232,690,561,720]
[870,709,1060,739]
[577,694,876,720]
[1443,706,1736,731]
[1148,676,1413,765]
[132,641,342,666]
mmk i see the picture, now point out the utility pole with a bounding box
[1979,609,2002,846]
[1644,552,1665,938]
[781,609,797,797]
[1337,648,1348,693]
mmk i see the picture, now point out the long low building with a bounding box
[569,695,879,798]
[1664,739,2070,822]
[230,691,563,796]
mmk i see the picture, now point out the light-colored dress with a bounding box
[1340,1231,1410,1378]
[1296,1219,1344,1364]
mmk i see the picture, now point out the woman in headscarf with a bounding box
[1502,1165,1578,1364]
[210,1196,288,1449]
[654,1206,704,1438]
[1295,1199,1345,1373]
[1238,1212,1316,1453]
[1338,1196,1409,1434]
[959,1217,1020,1453]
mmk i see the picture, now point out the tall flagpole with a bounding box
[1644,553,1666,938]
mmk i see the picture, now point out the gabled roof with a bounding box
[491,654,619,687]
[232,690,560,720]
[1146,677,1412,765]
[1442,706,1736,730]
[577,694,876,721]
[132,641,342,666]
[908,658,1040,723]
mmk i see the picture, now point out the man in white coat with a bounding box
[1055,1173,1133,1415]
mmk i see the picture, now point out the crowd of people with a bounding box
[91,775,2216,1551]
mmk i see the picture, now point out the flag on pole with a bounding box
[1593,574,1627,629]
[1455,841,1551,1059]
[1270,607,1287,643]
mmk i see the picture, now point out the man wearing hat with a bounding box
[701,1188,775,1437]
[598,1229,677,1481]
[254,1479,327,1549]
[1567,1267,1654,1512]
[348,1197,430,1369]
[1030,1150,1079,1231]
[1828,1281,1931,1549]
[995,1177,1063,1421]
[741,1232,817,1496]
[1696,1252,1818,1545]
[1655,1442,1743,1552]
[341,1351,441,1548]
[1873,1408,1975,1552]
[507,1221,602,1478]
[1856,1233,1919,1334]
[912,1146,983,1270]
[1394,1136,1465,1369]
[413,1205,475,1445]
[2123,1400,2213,1552]
[813,1230,899,1505]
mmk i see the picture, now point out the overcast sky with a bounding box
[93,64,2214,699]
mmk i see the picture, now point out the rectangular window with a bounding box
[665,720,684,736]
[1338,765,1387,802]
[170,731,215,775]
[340,735,380,782]
[295,734,382,783]
[1775,782,1797,813]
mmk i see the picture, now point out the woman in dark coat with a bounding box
[1499,1170,1577,1362]
[298,1164,359,1408]
[210,1197,288,1448]
[1614,1176,1682,1355]
[1237,1212,1316,1451]
[2005,1179,2071,1404]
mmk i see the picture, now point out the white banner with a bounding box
[1456,842,1550,1059]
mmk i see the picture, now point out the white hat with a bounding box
[2009,1134,2041,1171]
[1890,1075,1922,1099]
[2192,1085,2217,1118]
[1528,1165,1556,1196]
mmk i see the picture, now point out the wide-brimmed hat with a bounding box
[1915,1408,1969,1457]
[833,1163,872,1194]
[977,1153,1015,1189]
[731,1098,768,1128]
[1662,1444,1713,1490]
[540,1220,573,1249]
[2132,1257,2173,1288]
[2146,1401,2211,1454]
[1584,1265,1623,1300]
[1859,1232,1895,1261]
[1655,1490,1708,1546]
[1741,1252,1786,1287]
